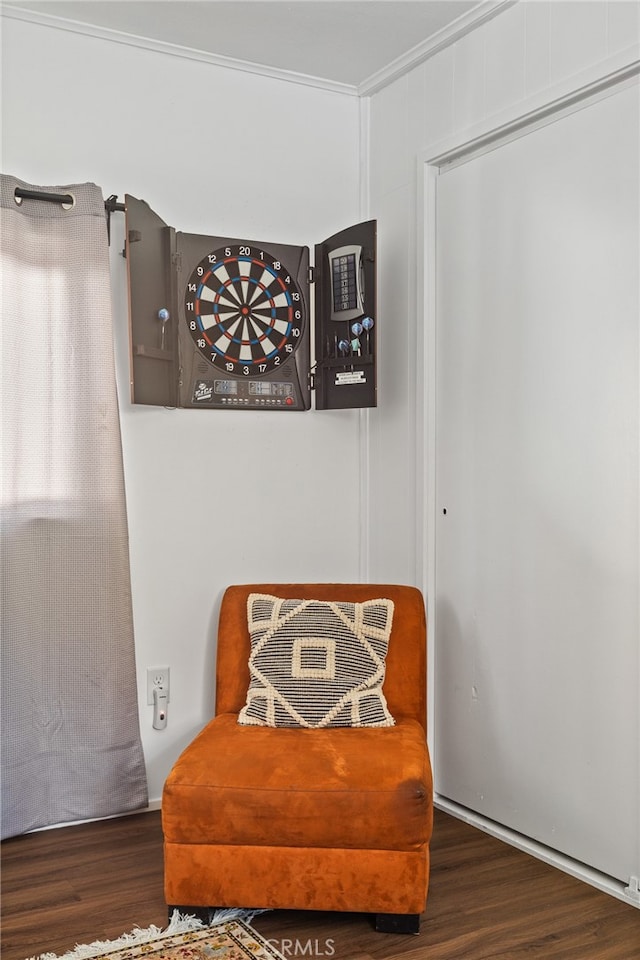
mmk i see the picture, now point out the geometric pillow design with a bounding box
[237,594,395,728]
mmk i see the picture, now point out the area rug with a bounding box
[27,911,282,960]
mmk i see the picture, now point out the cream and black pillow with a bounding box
[238,593,395,728]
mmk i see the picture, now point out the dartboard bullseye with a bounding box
[184,244,306,377]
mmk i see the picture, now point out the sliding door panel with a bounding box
[434,82,639,882]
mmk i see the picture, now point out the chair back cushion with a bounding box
[215,583,426,731]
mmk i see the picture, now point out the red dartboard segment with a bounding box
[185,245,304,376]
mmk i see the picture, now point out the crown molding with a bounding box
[0,3,359,97]
[1,1,517,99]
[357,0,519,97]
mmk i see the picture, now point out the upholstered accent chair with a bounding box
[162,583,433,933]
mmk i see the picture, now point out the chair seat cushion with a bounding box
[162,713,432,851]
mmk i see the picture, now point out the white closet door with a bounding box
[434,81,639,882]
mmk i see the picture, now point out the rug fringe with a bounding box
[26,911,208,960]
[207,908,269,925]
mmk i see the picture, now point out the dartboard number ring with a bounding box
[184,244,305,376]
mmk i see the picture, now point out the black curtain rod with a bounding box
[13,188,126,244]
[15,186,76,206]
[14,186,126,214]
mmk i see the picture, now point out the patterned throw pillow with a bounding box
[238,594,395,728]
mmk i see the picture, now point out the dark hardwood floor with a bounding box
[1,809,638,960]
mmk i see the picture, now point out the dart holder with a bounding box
[314,220,377,410]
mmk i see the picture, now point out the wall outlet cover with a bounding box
[146,666,170,705]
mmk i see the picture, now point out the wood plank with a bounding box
[1,810,638,960]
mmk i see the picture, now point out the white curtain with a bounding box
[1,176,148,838]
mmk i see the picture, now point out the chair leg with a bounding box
[374,913,420,934]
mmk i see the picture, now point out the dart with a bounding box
[158,307,170,350]
[362,316,374,354]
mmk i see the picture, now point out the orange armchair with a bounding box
[162,583,433,933]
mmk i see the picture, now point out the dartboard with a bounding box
[184,244,305,377]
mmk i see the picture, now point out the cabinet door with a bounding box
[434,82,639,882]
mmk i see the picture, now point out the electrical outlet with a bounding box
[147,666,170,705]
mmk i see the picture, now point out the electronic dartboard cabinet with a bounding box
[124,196,377,411]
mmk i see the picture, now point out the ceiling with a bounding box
[4,1,484,88]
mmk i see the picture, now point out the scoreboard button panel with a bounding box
[190,378,299,408]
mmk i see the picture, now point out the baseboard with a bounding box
[435,795,639,909]
[31,799,162,833]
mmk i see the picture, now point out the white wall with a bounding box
[366,0,639,587]
[1,17,363,801]
[3,0,638,831]
[366,0,639,897]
